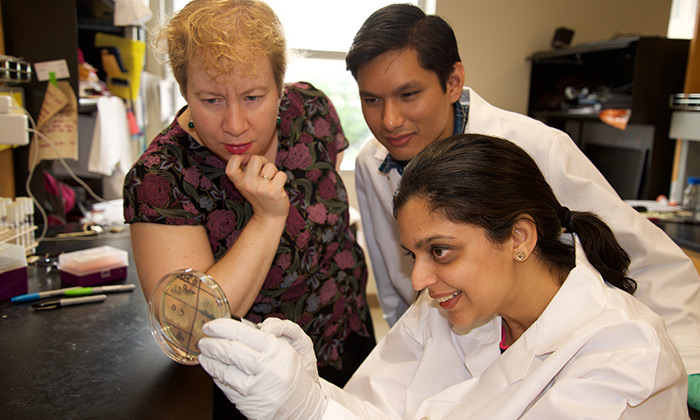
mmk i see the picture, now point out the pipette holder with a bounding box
[58,245,128,286]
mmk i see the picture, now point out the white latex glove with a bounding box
[198,318,327,420]
[258,317,319,385]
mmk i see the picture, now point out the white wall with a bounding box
[437,0,673,114]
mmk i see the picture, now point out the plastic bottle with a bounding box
[682,177,700,221]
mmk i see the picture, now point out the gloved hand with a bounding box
[258,317,319,385]
[689,374,700,410]
[198,318,327,420]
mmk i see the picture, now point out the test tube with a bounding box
[0,198,9,230]
[0,198,7,242]
[16,197,31,251]
[6,200,19,245]
[24,197,35,253]
[0,198,6,231]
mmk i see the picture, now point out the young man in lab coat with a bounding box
[347,3,700,406]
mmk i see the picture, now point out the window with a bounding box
[667,0,698,39]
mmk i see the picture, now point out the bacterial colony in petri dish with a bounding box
[148,268,231,365]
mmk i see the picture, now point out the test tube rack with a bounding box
[0,197,37,255]
[0,54,32,84]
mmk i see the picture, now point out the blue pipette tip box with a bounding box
[58,246,128,286]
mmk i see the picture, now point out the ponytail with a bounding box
[568,210,636,294]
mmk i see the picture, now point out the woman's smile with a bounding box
[434,290,462,309]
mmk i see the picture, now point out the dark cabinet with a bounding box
[528,37,689,200]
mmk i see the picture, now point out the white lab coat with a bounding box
[354,87,700,373]
[320,239,689,419]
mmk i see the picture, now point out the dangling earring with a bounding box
[515,252,526,262]
[276,116,281,126]
[187,109,195,129]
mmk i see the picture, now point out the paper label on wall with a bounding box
[29,81,78,168]
[34,60,71,82]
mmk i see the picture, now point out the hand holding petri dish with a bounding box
[148,268,251,365]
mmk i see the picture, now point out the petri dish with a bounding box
[148,268,231,365]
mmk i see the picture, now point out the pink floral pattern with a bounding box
[137,173,170,207]
[123,83,374,378]
[206,209,236,241]
[284,143,314,170]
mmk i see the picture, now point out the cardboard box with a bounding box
[58,245,128,286]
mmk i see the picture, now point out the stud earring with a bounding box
[515,252,526,262]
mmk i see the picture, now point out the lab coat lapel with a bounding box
[463,87,548,141]
[370,136,389,162]
[468,239,608,384]
[527,238,610,355]
[457,316,501,378]
[463,88,509,136]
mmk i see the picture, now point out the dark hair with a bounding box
[345,3,461,91]
[393,134,636,294]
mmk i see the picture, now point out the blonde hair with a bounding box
[157,0,287,96]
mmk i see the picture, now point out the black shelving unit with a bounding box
[528,37,689,200]
[1,0,124,205]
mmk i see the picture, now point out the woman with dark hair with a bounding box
[195,134,688,419]
[392,132,638,297]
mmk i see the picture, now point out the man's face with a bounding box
[356,48,463,161]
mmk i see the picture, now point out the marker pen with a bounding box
[64,284,136,297]
[31,294,108,311]
[11,286,83,303]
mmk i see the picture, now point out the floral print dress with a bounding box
[123,82,375,385]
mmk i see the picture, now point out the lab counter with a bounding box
[0,228,234,419]
[654,219,700,255]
